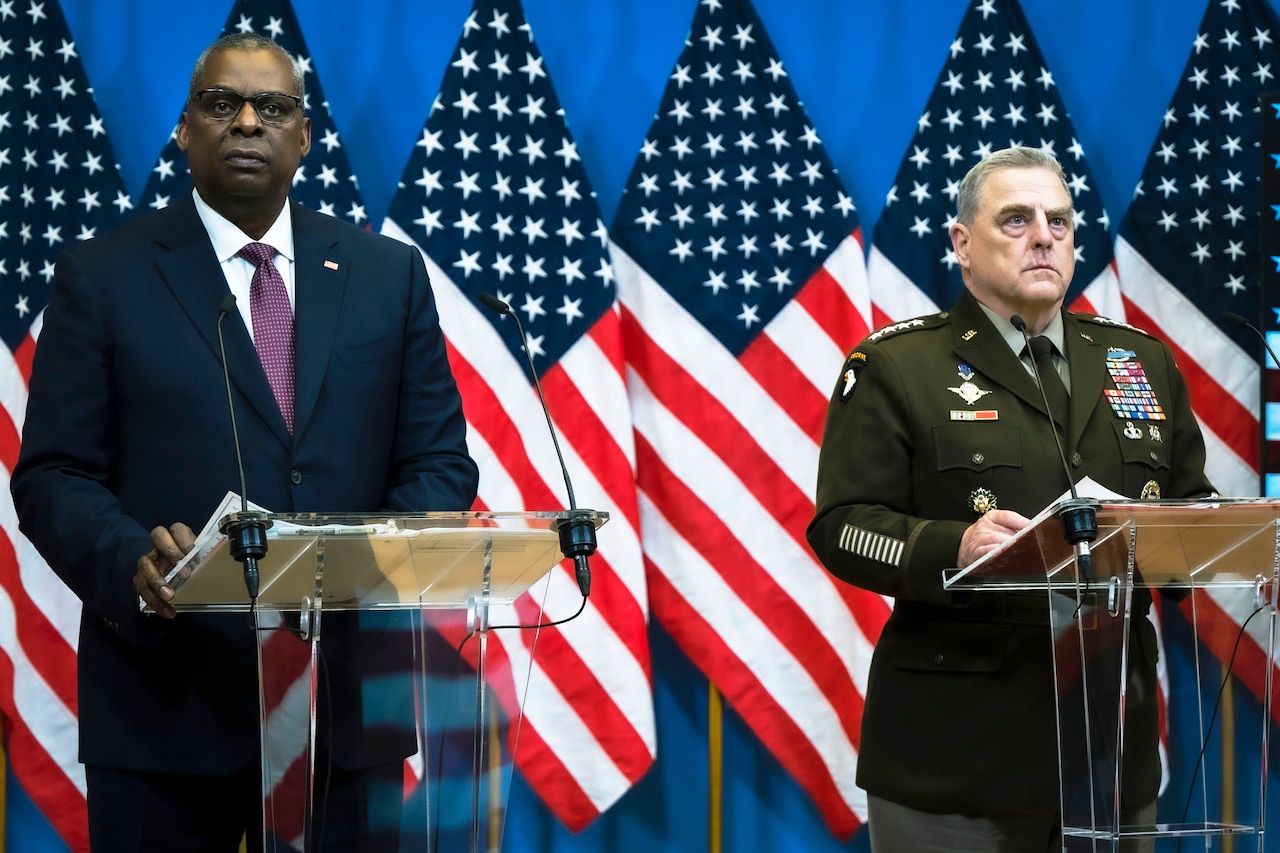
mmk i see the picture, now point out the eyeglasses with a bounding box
[191,89,303,126]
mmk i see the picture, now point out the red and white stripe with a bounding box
[1184,588,1280,727]
[383,220,655,830]
[614,230,887,838]
[0,316,90,852]
[1115,237,1259,499]
[865,244,941,325]
[1104,239,1259,781]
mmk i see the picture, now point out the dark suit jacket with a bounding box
[806,288,1215,814]
[12,196,479,774]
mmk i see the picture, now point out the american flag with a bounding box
[867,0,1121,325]
[1116,0,1280,725]
[610,0,880,837]
[137,0,367,226]
[0,0,131,849]
[1116,0,1275,500]
[381,0,654,830]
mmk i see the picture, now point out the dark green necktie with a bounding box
[1027,335,1069,427]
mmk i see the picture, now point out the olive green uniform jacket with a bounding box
[806,288,1215,815]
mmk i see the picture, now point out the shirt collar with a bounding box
[191,189,295,264]
[975,301,1066,358]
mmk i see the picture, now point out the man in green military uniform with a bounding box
[807,146,1215,851]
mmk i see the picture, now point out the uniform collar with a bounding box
[973,299,1066,358]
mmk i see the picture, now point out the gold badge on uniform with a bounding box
[949,363,992,406]
[969,487,997,515]
[1140,480,1161,500]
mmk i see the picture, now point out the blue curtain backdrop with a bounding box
[10,0,1277,850]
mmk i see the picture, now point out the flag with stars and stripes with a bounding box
[0,0,131,849]
[610,0,880,838]
[1116,0,1277,500]
[867,0,1120,325]
[1117,0,1280,730]
[136,0,367,226]
[381,0,654,830]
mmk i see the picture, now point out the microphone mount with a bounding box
[478,292,597,597]
[1221,310,1280,372]
[217,294,271,602]
[1011,314,1097,582]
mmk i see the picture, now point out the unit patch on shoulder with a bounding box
[837,350,868,403]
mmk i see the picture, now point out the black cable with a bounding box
[429,598,588,851]
[1174,599,1267,852]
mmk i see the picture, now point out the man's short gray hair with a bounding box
[954,147,1069,225]
[188,33,305,102]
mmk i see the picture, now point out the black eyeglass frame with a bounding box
[190,89,304,126]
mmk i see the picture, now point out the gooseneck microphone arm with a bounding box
[478,291,597,597]
[1011,314,1097,582]
[1221,310,1280,372]
[216,294,270,602]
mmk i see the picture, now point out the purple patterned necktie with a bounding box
[237,242,295,434]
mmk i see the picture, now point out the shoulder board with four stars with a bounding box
[1074,313,1155,338]
[866,312,949,342]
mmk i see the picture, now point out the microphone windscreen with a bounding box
[478,292,510,315]
[219,293,238,318]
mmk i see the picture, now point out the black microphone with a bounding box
[215,294,271,602]
[1011,314,1097,582]
[478,291,596,597]
[1221,311,1280,370]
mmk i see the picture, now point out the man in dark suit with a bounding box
[11,32,478,851]
[807,147,1215,852]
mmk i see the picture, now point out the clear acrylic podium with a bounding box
[945,498,1278,851]
[161,508,605,852]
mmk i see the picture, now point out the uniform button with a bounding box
[933,654,944,665]
[972,453,984,465]
[1071,452,1082,467]
[290,469,303,485]
[1150,452,1159,462]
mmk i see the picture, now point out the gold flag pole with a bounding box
[1221,672,1235,853]
[709,682,723,853]
[489,700,502,853]
[2,739,7,850]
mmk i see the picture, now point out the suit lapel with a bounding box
[291,204,348,442]
[949,291,1047,416]
[1063,314,1107,449]
[152,198,291,447]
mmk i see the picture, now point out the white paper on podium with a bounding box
[134,491,269,610]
